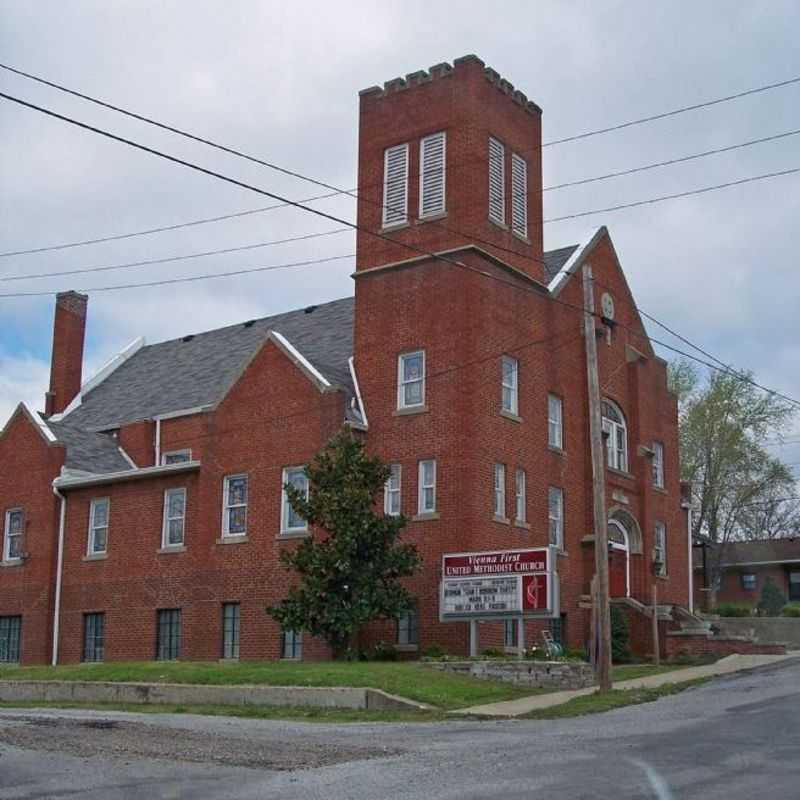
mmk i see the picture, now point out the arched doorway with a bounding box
[608,519,629,598]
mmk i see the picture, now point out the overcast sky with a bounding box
[1,1,798,470]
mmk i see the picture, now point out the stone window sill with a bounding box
[393,404,429,417]
[493,515,511,526]
[82,553,107,562]
[380,221,410,234]
[412,512,440,522]
[416,212,448,225]
[216,535,249,545]
[653,486,668,496]
[158,545,186,555]
[607,467,635,481]
[500,409,522,423]
[488,217,508,231]
[514,520,531,530]
[0,559,24,568]
[277,530,311,540]
[511,230,531,245]
[395,643,419,653]
[548,445,565,456]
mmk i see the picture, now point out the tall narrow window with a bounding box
[515,468,526,524]
[493,463,506,518]
[488,136,505,225]
[398,351,425,409]
[504,618,518,648]
[3,508,24,561]
[418,459,437,514]
[601,400,628,472]
[222,602,240,659]
[501,356,519,416]
[156,609,181,660]
[222,475,248,537]
[82,613,105,662]
[0,616,21,663]
[548,487,564,549]
[87,498,109,555]
[654,522,667,576]
[281,467,309,534]
[384,464,402,517]
[162,488,187,548]
[548,394,563,450]
[419,131,446,218]
[511,152,528,238]
[382,143,409,227]
[281,629,302,659]
[397,608,418,646]
[652,442,665,489]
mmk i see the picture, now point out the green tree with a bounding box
[669,362,797,603]
[610,605,631,663]
[757,577,786,617]
[268,429,421,657]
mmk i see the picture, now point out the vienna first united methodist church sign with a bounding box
[439,547,559,621]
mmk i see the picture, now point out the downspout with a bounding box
[687,504,694,614]
[154,417,161,466]
[51,484,67,666]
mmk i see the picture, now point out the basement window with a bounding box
[222,602,240,659]
[281,629,302,660]
[397,608,418,646]
[0,616,21,663]
[82,613,105,662]
[156,609,181,660]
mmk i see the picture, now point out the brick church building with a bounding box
[0,55,690,666]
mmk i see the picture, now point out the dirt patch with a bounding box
[0,715,399,771]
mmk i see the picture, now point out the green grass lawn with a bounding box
[0,660,547,711]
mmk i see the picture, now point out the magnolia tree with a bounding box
[268,429,421,657]
[669,361,798,603]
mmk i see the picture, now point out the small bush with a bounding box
[611,606,632,663]
[782,604,800,618]
[757,577,787,617]
[481,647,505,658]
[371,641,398,661]
[421,644,447,659]
[715,603,753,618]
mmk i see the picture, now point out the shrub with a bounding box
[757,577,787,617]
[611,605,632,663]
[421,644,447,659]
[481,647,505,658]
[782,604,800,618]
[715,603,753,618]
[371,641,398,661]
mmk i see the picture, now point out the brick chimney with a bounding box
[356,54,544,281]
[45,290,88,416]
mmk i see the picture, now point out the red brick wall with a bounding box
[0,410,65,663]
[666,634,786,659]
[716,565,791,607]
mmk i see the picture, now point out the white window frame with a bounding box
[397,350,426,410]
[488,136,506,225]
[510,152,528,238]
[654,521,667,576]
[87,498,110,555]
[162,487,187,549]
[382,142,409,227]
[515,468,526,524]
[548,487,564,550]
[652,441,665,488]
[222,474,248,538]
[501,355,519,416]
[161,449,192,465]
[418,459,437,515]
[493,463,506,518]
[548,394,563,450]
[601,400,628,473]
[384,464,402,517]
[281,466,309,534]
[419,131,446,218]
[3,508,24,562]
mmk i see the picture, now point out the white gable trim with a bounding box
[0,402,59,446]
[547,228,605,297]
[51,336,146,421]
[267,330,333,392]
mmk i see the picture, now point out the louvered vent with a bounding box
[488,137,505,225]
[419,131,446,218]
[382,143,409,227]
[511,152,528,238]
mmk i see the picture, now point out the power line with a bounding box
[4,90,799,410]
[0,227,349,282]
[542,75,800,147]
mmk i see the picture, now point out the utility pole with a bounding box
[582,264,612,692]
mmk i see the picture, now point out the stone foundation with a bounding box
[425,659,595,690]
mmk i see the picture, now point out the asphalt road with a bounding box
[0,659,798,800]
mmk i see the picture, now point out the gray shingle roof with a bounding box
[721,538,800,566]
[543,245,579,283]
[47,417,132,474]
[63,296,356,431]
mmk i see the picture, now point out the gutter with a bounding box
[54,460,201,491]
[51,485,67,666]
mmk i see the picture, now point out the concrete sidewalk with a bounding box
[451,652,800,717]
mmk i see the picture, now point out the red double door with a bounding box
[609,548,627,597]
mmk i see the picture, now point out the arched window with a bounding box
[601,400,628,472]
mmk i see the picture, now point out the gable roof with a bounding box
[721,538,800,567]
[62,296,356,431]
[47,417,133,474]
